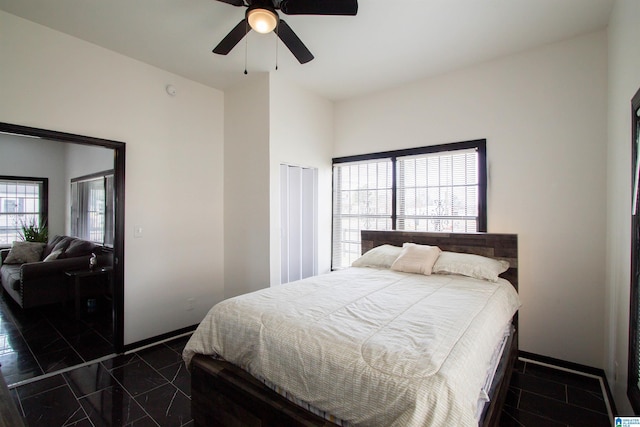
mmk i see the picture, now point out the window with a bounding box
[628,86,640,413]
[0,176,48,245]
[332,140,486,269]
[70,171,114,247]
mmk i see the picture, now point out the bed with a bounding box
[184,230,519,427]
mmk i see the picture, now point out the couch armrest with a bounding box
[0,249,9,266]
[21,256,92,281]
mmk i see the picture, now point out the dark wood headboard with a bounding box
[360,230,518,290]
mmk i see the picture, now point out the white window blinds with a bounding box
[396,148,478,233]
[332,159,393,269]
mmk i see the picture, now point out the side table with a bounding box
[65,267,112,320]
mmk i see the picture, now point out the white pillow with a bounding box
[390,243,441,275]
[351,244,402,269]
[43,248,64,262]
[3,241,46,264]
[432,251,509,282]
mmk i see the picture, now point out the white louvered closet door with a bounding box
[280,164,317,285]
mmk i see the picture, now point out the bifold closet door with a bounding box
[280,164,317,284]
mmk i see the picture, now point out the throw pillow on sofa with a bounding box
[62,239,96,258]
[43,249,64,262]
[42,235,73,259]
[3,241,46,264]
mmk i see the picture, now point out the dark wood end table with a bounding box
[65,267,113,320]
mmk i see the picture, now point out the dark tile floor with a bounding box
[6,343,616,427]
[0,291,615,427]
[8,335,192,427]
[0,291,114,385]
[501,358,613,427]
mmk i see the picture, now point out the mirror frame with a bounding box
[0,122,125,353]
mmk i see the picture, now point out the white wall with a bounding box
[0,134,67,237]
[224,73,334,295]
[268,73,334,285]
[224,73,272,299]
[0,11,225,345]
[64,144,114,179]
[605,0,640,414]
[334,31,608,368]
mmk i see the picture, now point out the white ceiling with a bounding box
[0,0,614,100]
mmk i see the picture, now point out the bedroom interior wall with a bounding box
[268,73,334,286]
[605,0,640,414]
[0,11,225,345]
[0,134,67,238]
[224,73,272,299]
[334,31,608,368]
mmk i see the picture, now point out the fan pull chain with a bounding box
[244,21,248,75]
[275,27,279,71]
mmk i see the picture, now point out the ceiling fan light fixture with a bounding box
[247,6,278,34]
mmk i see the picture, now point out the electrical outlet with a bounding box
[187,297,195,311]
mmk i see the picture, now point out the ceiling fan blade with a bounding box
[280,0,357,15]
[215,0,244,6]
[277,20,314,64]
[213,19,248,55]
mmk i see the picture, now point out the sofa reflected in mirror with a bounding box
[0,235,112,309]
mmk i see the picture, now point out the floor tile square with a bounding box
[64,362,118,398]
[510,371,567,402]
[79,384,147,427]
[137,344,183,370]
[566,384,608,416]
[518,390,610,427]
[500,407,568,427]
[100,353,137,370]
[15,373,66,400]
[26,332,70,355]
[66,330,114,361]
[135,383,191,427]
[159,361,191,397]
[0,350,43,384]
[35,346,84,373]
[21,384,87,426]
[110,358,168,396]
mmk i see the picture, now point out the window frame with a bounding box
[0,175,49,245]
[70,169,115,247]
[628,86,640,413]
[331,139,487,269]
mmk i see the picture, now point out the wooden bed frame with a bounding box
[191,230,519,427]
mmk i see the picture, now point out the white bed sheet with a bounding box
[183,267,520,427]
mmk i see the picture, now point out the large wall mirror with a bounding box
[0,122,124,384]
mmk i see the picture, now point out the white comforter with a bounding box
[183,267,520,427]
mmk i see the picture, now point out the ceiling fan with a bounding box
[212,0,358,64]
